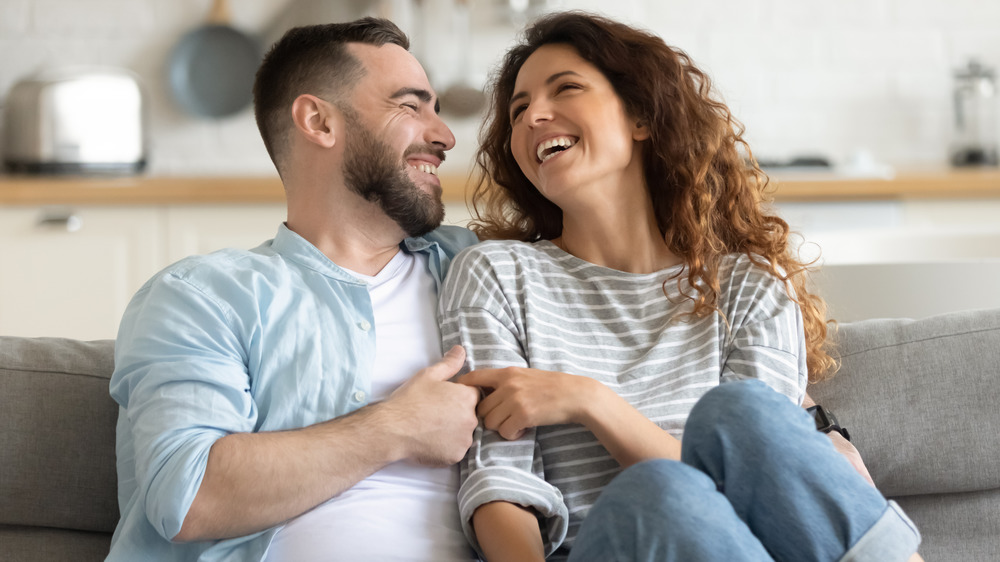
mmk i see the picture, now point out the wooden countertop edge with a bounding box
[768,169,1000,201]
[1,169,999,205]
[0,175,474,205]
[0,176,288,206]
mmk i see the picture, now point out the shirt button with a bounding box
[354,391,366,402]
[358,319,371,332]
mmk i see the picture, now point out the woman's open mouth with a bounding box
[536,136,578,163]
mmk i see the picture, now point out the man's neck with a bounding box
[286,185,409,277]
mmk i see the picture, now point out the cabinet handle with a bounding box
[36,209,83,232]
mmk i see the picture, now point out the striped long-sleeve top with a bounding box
[438,240,808,559]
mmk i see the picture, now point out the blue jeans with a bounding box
[567,380,921,562]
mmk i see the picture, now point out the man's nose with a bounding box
[428,111,456,151]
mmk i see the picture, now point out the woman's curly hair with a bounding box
[469,11,836,381]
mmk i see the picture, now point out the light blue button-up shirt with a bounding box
[107,223,477,561]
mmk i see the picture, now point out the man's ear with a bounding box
[291,94,338,149]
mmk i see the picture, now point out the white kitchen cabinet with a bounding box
[164,204,287,263]
[0,203,289,341]
[2,192,997,340]
[901,199,1000,229]
[774,199,1000,264]
[0,206,164,340]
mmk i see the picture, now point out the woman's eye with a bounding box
[511,104,527,121]
[557,83,581,93]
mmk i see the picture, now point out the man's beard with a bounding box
[341,113,445,238]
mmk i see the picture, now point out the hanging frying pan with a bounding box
[168,0,261,118]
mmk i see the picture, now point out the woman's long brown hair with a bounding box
[470,11,836,380]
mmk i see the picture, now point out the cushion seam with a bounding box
[888,485,1000,500]
[0,367,111,380]
[839,325,1000,358]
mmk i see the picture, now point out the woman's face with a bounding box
[508,43,648,207]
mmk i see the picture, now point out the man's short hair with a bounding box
[252,18,409,175]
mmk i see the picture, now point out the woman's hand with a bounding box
[828,432,876,487]
[458,367,681,466]
[457,367,602,440]
[802,392,876,487]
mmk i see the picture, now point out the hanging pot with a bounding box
[168,0,261,118]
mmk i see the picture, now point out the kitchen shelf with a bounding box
[2,167,999,206]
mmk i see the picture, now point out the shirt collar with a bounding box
[269,224,441,283]
[401,235,434,253]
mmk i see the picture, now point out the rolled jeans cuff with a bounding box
[841,500,921,562]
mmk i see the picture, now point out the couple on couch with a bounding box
[106,12,922,562]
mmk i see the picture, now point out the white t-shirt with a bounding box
[265,250,474,561]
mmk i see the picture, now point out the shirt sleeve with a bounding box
[438,247,570,557]
[109,269,257,541]
[719,256,809,404]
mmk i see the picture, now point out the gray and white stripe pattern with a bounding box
[439,240,808,558]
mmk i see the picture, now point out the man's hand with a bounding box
[383,346,481,466]
[176,346,479,542]
[457,367,600,440]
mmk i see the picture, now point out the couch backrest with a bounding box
[0,337,118,533]
[810,307,1000,562]
[3,308,999,561]
[811,308,1000,497]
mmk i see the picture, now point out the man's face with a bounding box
[341,109,445,238]
[342,43,456,237]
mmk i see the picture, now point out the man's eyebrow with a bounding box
[390,87,440,113]
[509,70,583,111]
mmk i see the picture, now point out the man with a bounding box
[107,19,479,560]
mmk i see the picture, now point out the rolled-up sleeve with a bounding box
[719,257,809,404]
[439,248,569,556]
[110,271,257,541]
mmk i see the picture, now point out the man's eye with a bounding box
[403,103,419,111]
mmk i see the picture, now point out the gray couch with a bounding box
[2,308,999,561]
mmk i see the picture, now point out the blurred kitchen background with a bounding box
[2,0,1000,339]
[3,0,998,174]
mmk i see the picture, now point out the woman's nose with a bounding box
[523,98,553,127]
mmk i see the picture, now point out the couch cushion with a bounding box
[0,525,112,562]
[0,337,118,533]
[809,308,1000,498]
[894,488,1000,562]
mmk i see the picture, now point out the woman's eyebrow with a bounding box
[509,70,583,111]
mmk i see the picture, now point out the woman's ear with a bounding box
[632,120,651,142]
[291,94,338,149]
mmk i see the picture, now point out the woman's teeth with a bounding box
[537,137,577,163]
[411,163,438,176]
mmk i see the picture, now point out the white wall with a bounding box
[1,0,997,176]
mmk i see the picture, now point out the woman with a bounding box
[439,11,921,562]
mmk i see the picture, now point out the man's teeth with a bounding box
[411,163,438,176]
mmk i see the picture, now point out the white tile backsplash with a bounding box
[0,0,996,175]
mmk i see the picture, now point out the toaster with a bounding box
[3,67,147,174]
